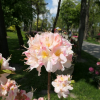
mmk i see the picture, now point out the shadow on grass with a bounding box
[72,51,99,88]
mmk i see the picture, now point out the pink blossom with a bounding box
[72,36,78,38]
[38,97,44,100]
[52,75,73,98]
[0,54,15,71]
[95,71,99,75]
[23,32,73,75]
[97,62,100,65]
[14,90,33,100]
[0,53,15,84]
[33,97,44,100]
[6,86,18,100]
[89,67,94,72]
[0,79,17,97]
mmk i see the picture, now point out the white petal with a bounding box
[55,87,60,93]
[60,54,67,64]
[45,61,52,72]
[63,61,71,68]
[27,92,33,99]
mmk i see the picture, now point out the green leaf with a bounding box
[0,59,3,68]
[71,80,75,84]
[2,69,15,74]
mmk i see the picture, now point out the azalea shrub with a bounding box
[0,53,45,100]
[0,54,34,100]
[89,62,100,82]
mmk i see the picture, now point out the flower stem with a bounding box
[61,96,63,100]
[47,72,51,100]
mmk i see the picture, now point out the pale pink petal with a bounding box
[60,54,67,64]
[63,61,71,68]
[0,75,8,84]
[38,97,44,100]
[45,61,52,72]
[27,92,33,99]
[55,87,60,93]
[36,66,42,76]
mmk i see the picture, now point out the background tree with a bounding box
[52,0,61,33]
[32,0,47,31]
[88,0,100,38]
[60,0,80,32]
[0,0,9,58]
[2,0,35,48]
[78,0,87,58]
[84,0,90,40]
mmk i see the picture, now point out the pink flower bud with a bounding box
[89,67,94,72]
[95,71,99,75]
[97,62,100,65]
[38,97,44,100]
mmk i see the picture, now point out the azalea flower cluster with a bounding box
[33,97,44,100]
[52,75,73,98]
[0,54,34,100]
[0,79,33,100]
[0,53,15,84]
[23,32,73,76]
[89,62,100,81]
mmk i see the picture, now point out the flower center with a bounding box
[42,51,49,58]
[55,49,61,56]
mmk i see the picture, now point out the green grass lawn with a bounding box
[5,31,100,100]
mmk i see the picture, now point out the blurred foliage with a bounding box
[7,25,16,32]
[58,0,80,31]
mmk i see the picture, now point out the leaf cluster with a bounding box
[1,0,35,27]
[59,0,81,29]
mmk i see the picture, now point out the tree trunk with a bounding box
[78,0,87,58]
[15,25,24,49]
[23,22,28,31]
[0,0,9,58]
[84,0,90,40]
[52,0,61,33]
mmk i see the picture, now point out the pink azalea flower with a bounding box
[38,97,44,100]
[0,54,15,71]
[0,53,15,84]
[33,97,44,100]
[89,67,94,72]
[14,90,33,100]
[23,32,73,75]
[6,86,18,100]
[0,79,17,97]
[95,71,99,75]
[96,62,100,65]
[72,36,78,38]
[52,75,73,98]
